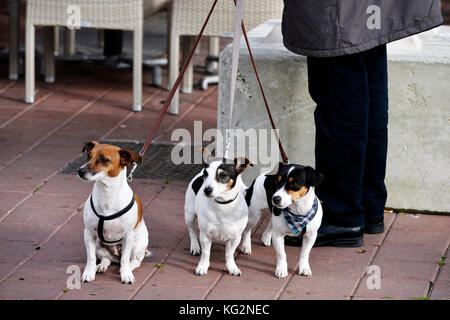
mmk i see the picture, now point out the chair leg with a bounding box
[44,26,55,83]
[8,0,20,80]
[181,36,195,94]
[133,27,143,112]
[25,22,35,104]
[54,27,60,55]
[64,28,76,56]
[97,29,104,49]
[168,32,180,115]
[207,37,219,73]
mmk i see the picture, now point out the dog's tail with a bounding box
[145,249,152,258]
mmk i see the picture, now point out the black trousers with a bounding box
[104,30,123,57]
[307,45,388,228]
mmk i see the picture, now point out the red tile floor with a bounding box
[0,42,449,300]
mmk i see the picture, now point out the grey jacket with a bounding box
[282,0,443,57]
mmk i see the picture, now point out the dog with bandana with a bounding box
[242,162,323,278]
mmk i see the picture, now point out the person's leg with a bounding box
[307,52,370,228]
[104,30,123,57]
[104,30,124,68]
[362,45,389,232]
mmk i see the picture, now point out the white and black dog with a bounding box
[242,162,324,278]
[185,156,252,276]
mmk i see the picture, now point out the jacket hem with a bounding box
[283,14,444,57]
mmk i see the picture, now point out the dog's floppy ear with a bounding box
[265,162,284,176]
[234,157,253,174]
[305,166,324,187]
[119,149,142,167]
[82,141,98,153]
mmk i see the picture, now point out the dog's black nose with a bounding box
[77,167,87,177]
[272,195,281,204]
[204,186,213,196]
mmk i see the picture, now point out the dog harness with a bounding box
[90,194,135,244]
[281,196,318,236]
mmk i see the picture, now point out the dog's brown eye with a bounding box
[219,172,226,178]
[290,183,301,191]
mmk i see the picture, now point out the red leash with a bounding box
[138,0,288,164]
[239,18,289,163]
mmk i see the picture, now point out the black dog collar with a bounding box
[214,193,239,205]
[90,194,135,244]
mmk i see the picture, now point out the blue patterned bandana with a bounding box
[281,196,318,235]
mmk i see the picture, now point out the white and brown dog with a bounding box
[243,162,324,278]
[77,141,149,284]
[185,156,252,276]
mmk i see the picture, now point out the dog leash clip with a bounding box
[127,162,138,183]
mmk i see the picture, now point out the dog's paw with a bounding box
[261,234,272,247]
[262,239,271,247]
[226,264,242,277]
[275,265,288,278]
[96,262,110,273]
[194,264,209,276]
[81,269,96,283]
[240,244,252,255]
[120,270,135,284]
[190,246,201,256]
[298,265,312,277]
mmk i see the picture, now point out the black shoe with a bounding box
[364,221,384,234]
[104,56,129,69]
[314,224,364,247]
